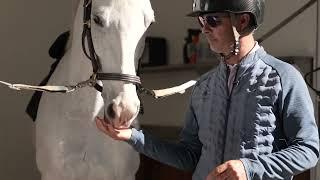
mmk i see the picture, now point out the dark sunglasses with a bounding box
[198,14,228,28]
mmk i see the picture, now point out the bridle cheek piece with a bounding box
[81,0,143,92]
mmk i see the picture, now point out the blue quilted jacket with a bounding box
[129,47,319,180]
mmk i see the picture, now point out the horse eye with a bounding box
[93,15,104,27]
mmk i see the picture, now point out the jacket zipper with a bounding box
[221,64,239,163]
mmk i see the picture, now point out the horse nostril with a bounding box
[107,103,116,119]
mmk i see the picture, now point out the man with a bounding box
[96,0,320,179]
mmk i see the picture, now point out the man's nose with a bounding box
[202,23,211,33]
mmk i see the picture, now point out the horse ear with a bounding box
[72,0,81,20]
[143,9,155,27]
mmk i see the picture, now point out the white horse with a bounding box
[35,0,154,179]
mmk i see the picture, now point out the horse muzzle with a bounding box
[104,92,140,128]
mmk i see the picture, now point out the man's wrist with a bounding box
[126,128,144,147]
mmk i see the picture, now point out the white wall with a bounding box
[0,1,71,180]
[256,0,317,57]
[315,1,320,179]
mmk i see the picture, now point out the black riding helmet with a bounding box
[187,0,265,29]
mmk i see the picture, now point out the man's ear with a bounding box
[237,13,251,33]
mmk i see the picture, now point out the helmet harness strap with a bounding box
[220,13,241,61]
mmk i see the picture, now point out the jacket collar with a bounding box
[218,46,267,83]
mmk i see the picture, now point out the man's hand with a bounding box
[206,160,247,180]
[95,116,132,141]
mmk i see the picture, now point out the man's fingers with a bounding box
[96,116,110,127]
[214,168,232,180]
[214,162,228,175]
[95,118,109,134]
[95,117,132,141]
[207,165,230,180]
[95,117,114,134]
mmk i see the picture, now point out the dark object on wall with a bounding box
[141,37,167,67]
[183,29,201,64]
[25,31,70,121]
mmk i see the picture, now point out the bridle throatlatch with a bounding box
[219,13,241,61]
[0,0,197,99]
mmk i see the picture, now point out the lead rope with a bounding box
[0,74,97,93]
[0,77,197,98]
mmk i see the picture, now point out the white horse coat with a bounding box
[36,0,154,179]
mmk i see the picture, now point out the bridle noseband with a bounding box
[81,0,142,92]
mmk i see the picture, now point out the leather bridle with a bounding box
[81,0,143,93]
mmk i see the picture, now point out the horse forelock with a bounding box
[93,0,154,26]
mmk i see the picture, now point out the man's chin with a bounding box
[210,45,230,55]
[210,47,222,54]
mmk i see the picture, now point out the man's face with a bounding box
[198,12,235,54]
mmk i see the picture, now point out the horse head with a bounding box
[88,0,154,128]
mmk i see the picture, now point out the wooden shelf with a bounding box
[140,56,313,73]
[141,62,220,74]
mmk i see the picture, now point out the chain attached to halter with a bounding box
[66,74,99,92]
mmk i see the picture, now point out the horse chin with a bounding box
[110,108,139,129]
